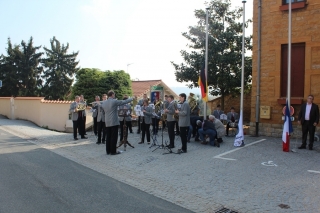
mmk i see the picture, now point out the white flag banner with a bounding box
[234,111,245,147]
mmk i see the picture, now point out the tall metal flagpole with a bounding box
[287,0,292,107]
[204,8,209,120]
[234,1,246,147]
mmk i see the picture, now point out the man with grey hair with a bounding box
[198,115,219,147]
[212,115,225,143]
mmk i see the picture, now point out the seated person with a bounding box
[226,107,239,136]
[212,104,224,121]
[197,115,219,147]
[212,115,225,143]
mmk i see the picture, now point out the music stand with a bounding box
[152,118,173,154]
[149,114,160,149]
[134,106,143,143]
[117,108,134,151]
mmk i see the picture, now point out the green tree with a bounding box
[171,0,252,109]
[71,68,132,104]
[42,37,79,100]
[16,37,43,96]
[0,39,20,96]
[0,37,43,97]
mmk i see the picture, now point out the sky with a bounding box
[0,0,253,92]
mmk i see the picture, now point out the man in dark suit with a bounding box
[101,90,134,155]
[226,107,239,136]
[298,95,319,150]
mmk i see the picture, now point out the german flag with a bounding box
[198,64,208,102]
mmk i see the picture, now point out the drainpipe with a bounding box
[255,0,262,136]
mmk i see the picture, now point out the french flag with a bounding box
[282,100,293,152]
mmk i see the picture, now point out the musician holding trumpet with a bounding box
[69,96,87,140]
[138,99,153,144]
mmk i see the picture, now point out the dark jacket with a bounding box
[203,120,215,131]
[298,103,319,125]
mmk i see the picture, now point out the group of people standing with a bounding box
[135,93,190,154]
[70,90,134,155]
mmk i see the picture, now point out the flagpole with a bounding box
[204,7,209,120]
[240,1,246,124]
[234,0,246,147]
[283,0,292,152]
[287,0,292,107]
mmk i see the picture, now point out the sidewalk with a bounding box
[0,117,319,213]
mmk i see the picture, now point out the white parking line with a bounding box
[308,170,320,174]
[213,139,267,160]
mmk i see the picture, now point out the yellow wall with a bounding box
[0,97,92,132]
[251,0,320,136]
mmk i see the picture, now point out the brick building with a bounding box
[250,0,320,136]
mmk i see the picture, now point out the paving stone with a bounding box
[0,118,320,213]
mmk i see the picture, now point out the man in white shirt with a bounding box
[298,95,319,150]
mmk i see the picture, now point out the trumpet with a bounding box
[90,101,103,106]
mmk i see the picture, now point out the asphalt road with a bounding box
[0,129,193,213]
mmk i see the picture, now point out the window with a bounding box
[283,0,304,4]
[281,43,305,98]
[280,0,306,10]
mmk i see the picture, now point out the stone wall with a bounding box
[249,122,305,139]
[251,0,320,137]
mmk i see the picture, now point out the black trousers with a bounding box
[83,116,86,134]
[137,116,141,132]
[106,125,119,154]
[162,119,166,130]
[226,122,238,135]
[127,121,133,133]
[73,117,84,138]
[175,121,180,134]
[120,120,130,141]
[180,126,188,151]
[152,118,159,134]
[167,121,175,147]
[302,120,316,148]
[141,121,150,142]
[97,121,106,143]
[93,116,98,135]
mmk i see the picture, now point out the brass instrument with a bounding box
[188,92,198,112]
[76,102,86,111]
[154,100,162,114]
[161,100,169,121]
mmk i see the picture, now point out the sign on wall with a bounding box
[150,86,163,103]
